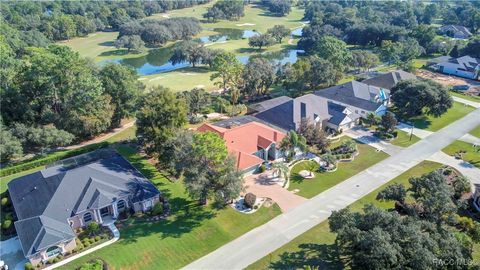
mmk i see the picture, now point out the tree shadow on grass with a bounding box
[269,243,344,270]
[98,41,115,47]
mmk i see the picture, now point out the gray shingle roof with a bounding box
[8,152,160,257]
[314,81,385,112]
[362,70,416,90]
[252,94,357,130]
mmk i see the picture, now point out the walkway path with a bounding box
[244,172,307,213]
[344,127,403,155]
[63,120,135,150]
[460,133,480,145]
[183,108,480,270]
[43,222,120,270]
[453,96,480,108]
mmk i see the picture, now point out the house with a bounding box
[251,95,360,132]
[439,25,473,39]
[314,80,390,117]
[8,150,161,266]
[362,70,416,90]
[428,55,480,80]
[197,121,286,175]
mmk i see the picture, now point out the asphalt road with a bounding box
[183,107,480,270]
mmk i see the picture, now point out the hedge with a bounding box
[0,142,109,177]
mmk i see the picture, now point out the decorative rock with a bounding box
[299,170,315,179]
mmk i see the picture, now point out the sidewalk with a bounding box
[453,96,480,108]
[43,223,120,270]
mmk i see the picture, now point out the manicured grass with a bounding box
[450,91,480,103]
[443,140,480,168]
[142,67,217,91]
[247,161,443,270]
[470,125,480,139]
[410,101,475,131]
[61,4,304,93]
[105,125,137,143]
[150,4,306,33]
[389,129,421,147]
[288,137,389,198]
[60,146,281,270]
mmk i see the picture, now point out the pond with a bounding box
[99,28,304,76]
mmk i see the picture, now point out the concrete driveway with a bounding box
[244,172,307,213]
[0,237,28,270]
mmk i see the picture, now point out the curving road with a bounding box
[183,107,480,270]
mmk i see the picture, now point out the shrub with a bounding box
[24,262,34,270]
[94,236,101,242]
[48,258,55,265]
[244,193,256,208]
[83,241,91,248]
[1,197,8,206]
[53,257,60,263]
[89,237,96,243]
[152,203,163,216]
[258,164,266,173]
[86,221,100,235]
[2,219,12,229]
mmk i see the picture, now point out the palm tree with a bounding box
[279,131,308,159]
[322,153,337,168]
[306,161,317,176]
[271,162,289,181]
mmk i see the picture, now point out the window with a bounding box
[68,220,74,227]
[355,110,358,113]
[83,212,92,223]
[46,246,61,258]
[300,102,306,119]
[313,113,318,120]
[117,200,126,211]
[361,111,365,114]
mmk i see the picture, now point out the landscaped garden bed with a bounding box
[287,138,388,198]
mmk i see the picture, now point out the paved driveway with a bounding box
[183,107,480,270]
[244,172,307,213]
[344,127,403,155]
[0,237,28,270]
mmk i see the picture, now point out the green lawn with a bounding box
[410,101,475,132]
[389,129,421,147]
[60,146,281,270]
[61,4,304,92]
[288,137,389,198]
[247,161,443,270]
[470,125,480,139]
[450,91,480,103]
[443,140,480,169]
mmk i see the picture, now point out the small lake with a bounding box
[99,28,304,76]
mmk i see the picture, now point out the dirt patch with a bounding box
[416,70,480,90]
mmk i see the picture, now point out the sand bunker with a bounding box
[236,23,255,26]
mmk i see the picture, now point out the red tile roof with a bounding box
[197,122,286,170]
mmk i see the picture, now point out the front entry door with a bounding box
[100,206,109,217]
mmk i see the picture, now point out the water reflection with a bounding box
[98,28,304,76]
